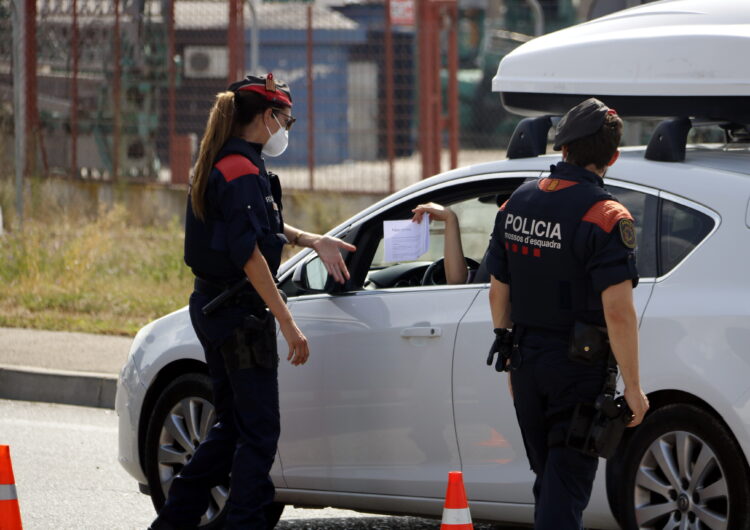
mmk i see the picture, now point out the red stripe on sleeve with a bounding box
[214,154,259,183]
[582,200,633,233]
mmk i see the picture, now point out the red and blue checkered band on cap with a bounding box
[228,73,293,107]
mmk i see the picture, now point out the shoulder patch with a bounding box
[619,218,636,248]
[582,200,633,233]
[214,154,259,183]
[538,178,578,192]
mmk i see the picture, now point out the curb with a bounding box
[0,364,116,409]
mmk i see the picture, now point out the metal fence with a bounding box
[3,0,608,200]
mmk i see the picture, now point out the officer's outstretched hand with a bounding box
[312,235,357,284]
[280,319,309,366]
[624,385,650,427]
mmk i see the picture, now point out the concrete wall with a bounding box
[10,177,383,235]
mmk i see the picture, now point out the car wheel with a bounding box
[144,372,285,529]
[619,404,750,530]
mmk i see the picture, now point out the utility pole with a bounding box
[11,0,25,228]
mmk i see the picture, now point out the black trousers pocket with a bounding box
[220,310,279,372]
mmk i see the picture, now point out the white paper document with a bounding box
[383,214,430,262]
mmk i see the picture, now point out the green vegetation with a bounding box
[0,205,192,336]
[0,176,365,336]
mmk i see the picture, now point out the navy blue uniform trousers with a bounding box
[160,292,280,529]
[510,329,605,530]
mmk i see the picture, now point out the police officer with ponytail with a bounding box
[149,74,355,530]
[486,98,649,529]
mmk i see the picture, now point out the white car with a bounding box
[117,1,750,528]
[117,136,750,529]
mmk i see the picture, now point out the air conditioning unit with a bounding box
[184,46,228,79]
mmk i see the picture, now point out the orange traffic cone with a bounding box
[0,445,22,530]
[440,471,473,530]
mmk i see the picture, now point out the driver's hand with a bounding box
[412,203,454,223]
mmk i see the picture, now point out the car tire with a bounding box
[144,372,285,529]
[618,403,750,530]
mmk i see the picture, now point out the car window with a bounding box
[606,185,658,279]
[659,199,714,276]
[451,197,503,262]
[370,218,450,269]
[370,195,500,269]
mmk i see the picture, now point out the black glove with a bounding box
[487,328,513,372]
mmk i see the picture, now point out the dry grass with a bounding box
[0,203,192,336]
[0,176,361,336]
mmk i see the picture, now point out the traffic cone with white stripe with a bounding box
[440,471,473,530]
[0,445,22,530]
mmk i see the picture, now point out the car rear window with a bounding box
[607,186,658,279]
[659,199,715,276]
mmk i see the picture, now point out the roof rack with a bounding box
[645,118,692,162]
[507,116,552,159]
[644,119,750,162]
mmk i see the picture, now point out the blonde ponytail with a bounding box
[191,91,236,221]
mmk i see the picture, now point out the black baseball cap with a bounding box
[228,73,293,108]
[553,98,617,150]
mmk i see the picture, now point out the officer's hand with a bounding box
[487,330,510,372]
[487,337,501,368]
[280,319,309,366]
[624,386,649,427]
[312,235,357,284]
[411,202,454,223]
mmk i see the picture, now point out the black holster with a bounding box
[217,288,287,373]
[220,309,279,372]
[557,352,633,459]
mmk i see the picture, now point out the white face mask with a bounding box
[262,114,289,157]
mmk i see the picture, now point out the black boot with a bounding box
[147,514,178,530]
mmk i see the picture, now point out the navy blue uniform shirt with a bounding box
[486,161,639,329]
[184,138,287,285]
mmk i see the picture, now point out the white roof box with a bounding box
[493,0,750,122]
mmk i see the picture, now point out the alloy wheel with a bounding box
[634,431,728,530]
[157,397,227,525]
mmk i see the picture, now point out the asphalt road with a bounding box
[0,399,520,530]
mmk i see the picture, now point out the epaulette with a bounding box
[582,200,633,233]
[538,178,578,192]
[214,154,259,183]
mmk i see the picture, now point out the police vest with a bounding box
[258,170,286,275]
[184,154,286,281]
[502,179,613,331]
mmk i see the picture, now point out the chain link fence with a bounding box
[2,0,616,199]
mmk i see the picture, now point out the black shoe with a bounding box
[148,515,178,530]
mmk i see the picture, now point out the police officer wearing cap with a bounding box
[485,98,650,529]
[149,74,356,530]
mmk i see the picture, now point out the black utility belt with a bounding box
[195,277,265,315]
[194,277,238,297]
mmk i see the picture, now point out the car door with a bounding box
[452,179,659,504]
[277,175,527,498]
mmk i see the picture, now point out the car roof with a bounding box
[280,144,750,276]
[349,144,749,217]
[368,144,750,218]
[680,146,750,176]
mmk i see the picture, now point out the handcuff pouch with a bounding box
[569,321,609,365]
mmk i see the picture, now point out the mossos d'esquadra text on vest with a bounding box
[504,213,563,249]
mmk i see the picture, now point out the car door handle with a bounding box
[401,327,442,338]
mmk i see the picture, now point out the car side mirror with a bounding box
[292,256,333,294]
[292,225,359,295]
